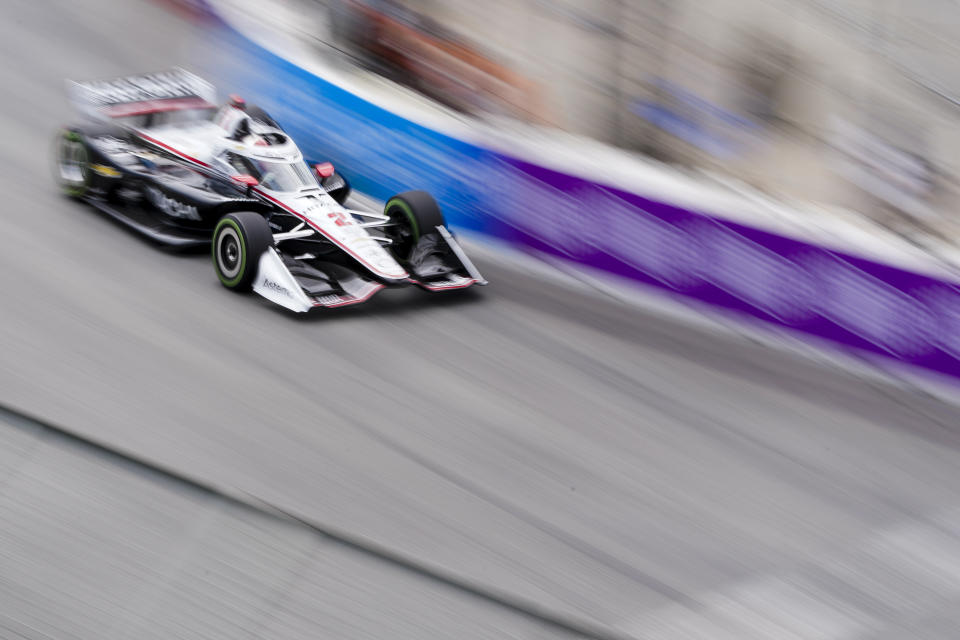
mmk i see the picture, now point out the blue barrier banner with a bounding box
[206,15,960,381]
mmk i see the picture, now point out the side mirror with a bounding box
[232,174,259,195]
[314,162,335,179]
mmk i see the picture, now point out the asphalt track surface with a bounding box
[5,1,960,638]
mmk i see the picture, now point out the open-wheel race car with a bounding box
[56,68,486,312]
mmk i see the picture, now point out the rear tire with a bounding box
[212,212,273,291]
[384,190,446,260]
[56,130,91,198]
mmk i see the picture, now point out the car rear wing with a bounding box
[67,68,217,121]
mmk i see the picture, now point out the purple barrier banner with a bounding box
[481,156,960,378]
[201,6,960,381]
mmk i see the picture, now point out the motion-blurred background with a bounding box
[307,0,960,241]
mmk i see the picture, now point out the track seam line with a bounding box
[0,402,642,640]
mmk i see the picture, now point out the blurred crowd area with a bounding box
[284,0,960,245]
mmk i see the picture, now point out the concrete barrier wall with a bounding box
[202,5,960,382]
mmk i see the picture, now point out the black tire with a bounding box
[247,105,282,131]
[384,190,446,260]
[55,129,91,198]
[212,212,273,291]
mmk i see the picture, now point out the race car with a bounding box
[56,68,486,312]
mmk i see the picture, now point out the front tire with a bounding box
[212,212,273,291]
[384,190,446,260]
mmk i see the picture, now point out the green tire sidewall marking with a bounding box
[385,198,420,245]
[60,130,89,197]
[213,218,247,288]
